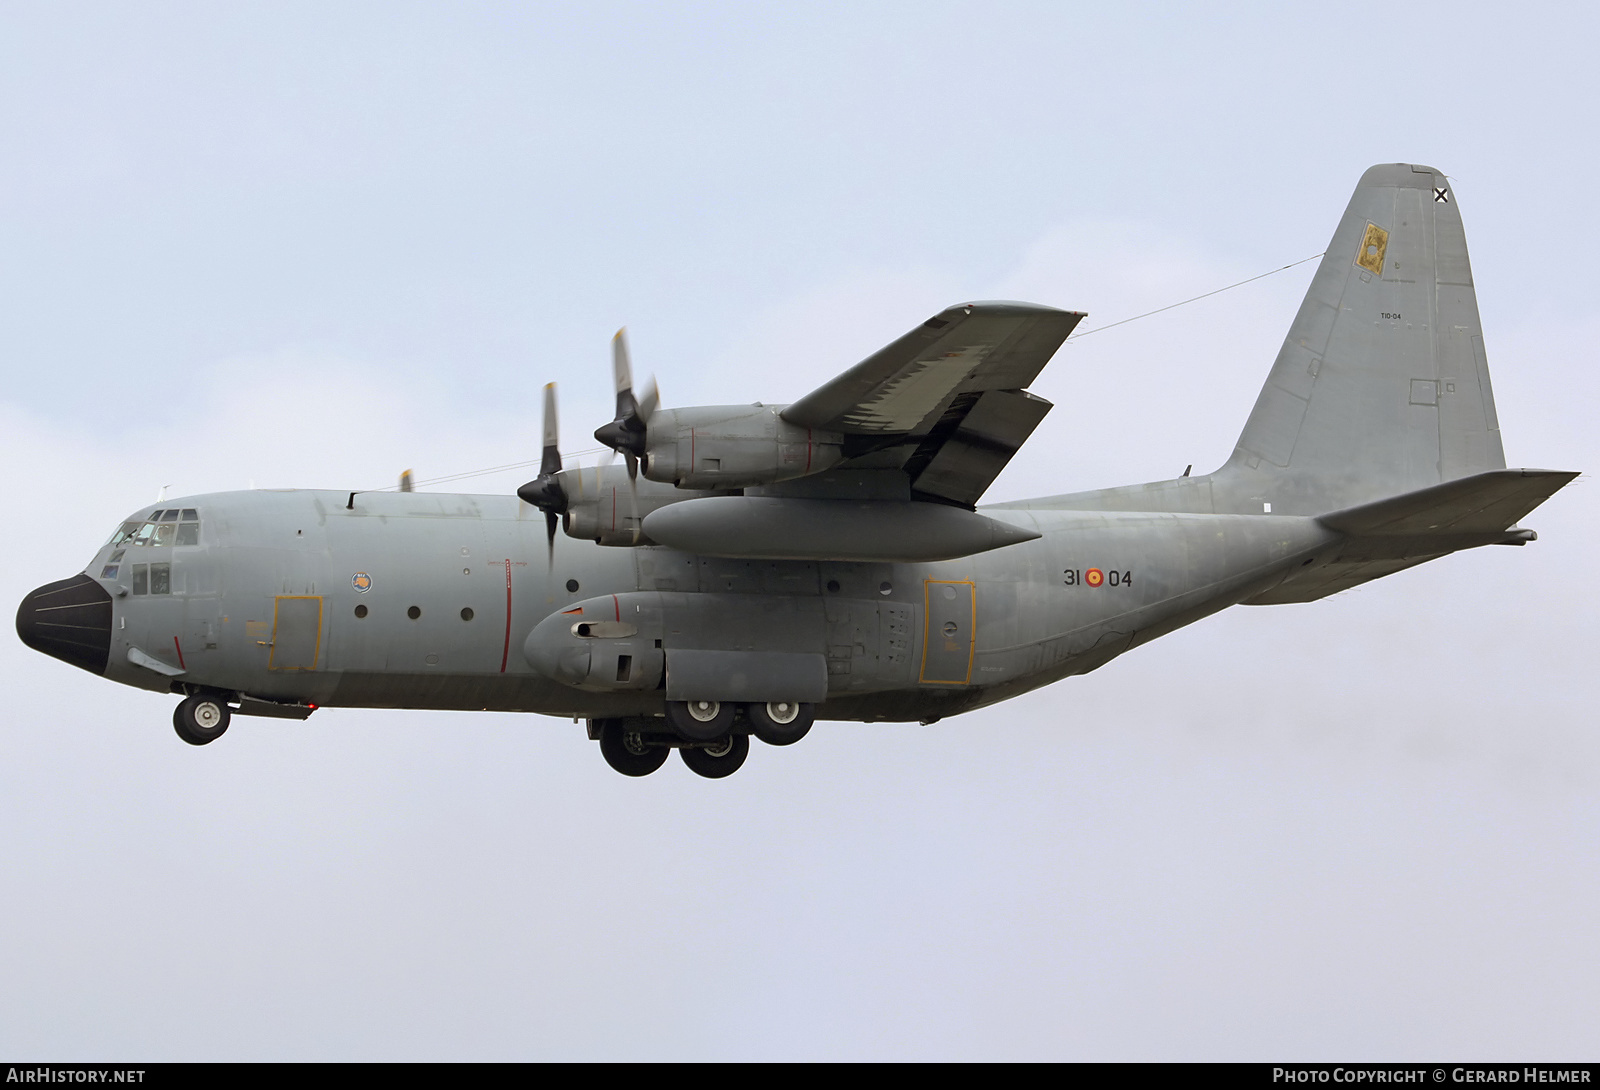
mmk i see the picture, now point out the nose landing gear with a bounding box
[173,693,231,746]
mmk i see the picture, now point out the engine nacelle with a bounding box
[556,463,716,547]
[642,405,843,489]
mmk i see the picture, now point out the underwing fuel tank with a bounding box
[639,495,1041,562]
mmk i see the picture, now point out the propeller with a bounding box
[515,383,568,563]
[593,328,658,480]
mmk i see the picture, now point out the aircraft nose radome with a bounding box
[16,574,113,676]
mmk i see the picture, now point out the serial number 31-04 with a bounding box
[1064,568,1133,588]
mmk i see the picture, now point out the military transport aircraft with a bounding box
[16,164,1577,778]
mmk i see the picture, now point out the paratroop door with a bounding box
[920,580,974,685]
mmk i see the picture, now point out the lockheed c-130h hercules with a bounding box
[16,164,1577,778]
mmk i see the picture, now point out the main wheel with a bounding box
[597,720,670,777]
[665,699,735,742]
[173,694,231,746]
[680,733,749,779]
[747,701,815,746]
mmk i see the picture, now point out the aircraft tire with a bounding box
[597,720,671,777]
[665,699,735,742]
[680,733,749,779]
[173,694,231,746]
[747,701,815,746]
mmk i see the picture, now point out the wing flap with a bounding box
[907,389,1054,506]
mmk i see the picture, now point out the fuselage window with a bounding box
[130,563,172,595]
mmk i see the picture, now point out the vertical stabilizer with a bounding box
[1218,164,1505,515]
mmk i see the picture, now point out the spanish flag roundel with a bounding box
[1085,568,1104,587]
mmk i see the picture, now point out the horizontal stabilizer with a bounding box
[1248,468,1577,605]
[1319,468,1578,537]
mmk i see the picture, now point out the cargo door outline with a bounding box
[269,595,323,671]
[920,579,975,685]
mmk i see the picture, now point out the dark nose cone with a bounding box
[16,573,113,676]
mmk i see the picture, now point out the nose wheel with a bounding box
[173,694,231,746]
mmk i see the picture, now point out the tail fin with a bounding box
[1218,163,1506,515]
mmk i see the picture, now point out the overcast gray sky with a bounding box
[2,2,1596,1060]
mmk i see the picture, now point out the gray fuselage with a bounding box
[80,484,1335,723]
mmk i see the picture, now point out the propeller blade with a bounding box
[540,383,561,477]
[517,380,569,554]
[637,377,659,424]
[611,328,635,420]
[595,326,655,459]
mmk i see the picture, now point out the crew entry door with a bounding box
[920,579,975,685]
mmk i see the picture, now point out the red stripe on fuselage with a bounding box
[500,559,513,673]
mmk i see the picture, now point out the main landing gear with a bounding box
[173,693,231,746]
[591,700,816,779]
[597,720,671,777]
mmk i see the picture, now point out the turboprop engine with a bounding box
[557,464,715,547]
[640,404,844,489]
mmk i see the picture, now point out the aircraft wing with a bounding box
[781,302,1084,506]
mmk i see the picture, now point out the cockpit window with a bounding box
[99,549,125,580]
[111,510,201,548]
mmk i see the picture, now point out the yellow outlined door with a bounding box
[920,580,975,685]
[269,596,323,671]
